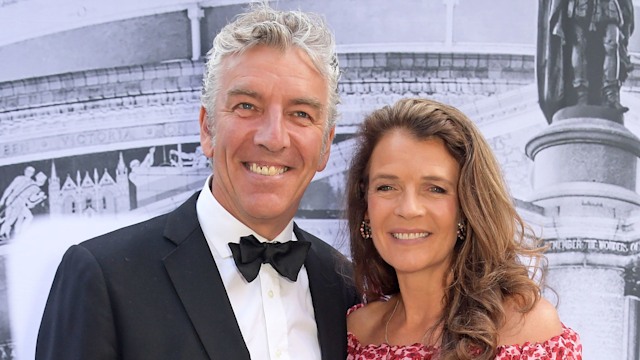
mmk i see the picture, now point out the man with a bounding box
[36,5,358,360]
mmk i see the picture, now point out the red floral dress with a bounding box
[346,305,582,360]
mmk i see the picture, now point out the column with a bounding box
[188,4,204,61]
[442,0,459,48]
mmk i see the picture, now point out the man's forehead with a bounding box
[220,45,323,77]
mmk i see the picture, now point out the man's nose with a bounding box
[254,108,290,152]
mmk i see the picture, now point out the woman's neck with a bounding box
[396,275,446,323]
[388,269,451,345]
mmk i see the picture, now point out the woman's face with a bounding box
[366,129,461,277]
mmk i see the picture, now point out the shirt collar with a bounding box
[196,176,295,259]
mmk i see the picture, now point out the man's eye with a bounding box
[293,111,310,118]
[239,103,254,110]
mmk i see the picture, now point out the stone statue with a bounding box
[0,166,35,208]
[140,146,156,167]
[169,146,208,168]
[0,171,47,240]
[537,0,634,122]
[130,146,156,170]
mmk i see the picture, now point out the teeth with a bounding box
[393,232,429,240]
[248,163,288,176]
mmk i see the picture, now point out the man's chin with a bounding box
[240,196,298,219]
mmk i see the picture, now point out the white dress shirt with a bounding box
[196,177,321,360]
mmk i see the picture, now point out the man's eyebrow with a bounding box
[227,88,262,100]
[290,97,324,111]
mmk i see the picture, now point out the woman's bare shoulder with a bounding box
[347,299,393,343]
[498,297,563,347]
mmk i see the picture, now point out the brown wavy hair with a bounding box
[346,98,546,359]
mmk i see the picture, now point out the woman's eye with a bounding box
[376,185,394,192]
[429,186,446,194]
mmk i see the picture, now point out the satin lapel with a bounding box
[163,193,250,360]
[298,229,347,360]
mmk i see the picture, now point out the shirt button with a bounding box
[275,349,282,358]
[268,290,274,298]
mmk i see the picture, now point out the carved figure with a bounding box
[0,171,47,240]
[140,146,156,168]
[169,146,208,168]
[538,0,634,121]
[0,166,35,208]
[130,146,157,170]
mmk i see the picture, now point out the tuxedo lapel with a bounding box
[162,193,250,360]
[298,227,348,360]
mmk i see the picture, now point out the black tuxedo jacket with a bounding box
[36,192,358,360]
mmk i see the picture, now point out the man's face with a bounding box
[200,45,335,239]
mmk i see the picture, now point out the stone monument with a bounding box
[532,0,639,358]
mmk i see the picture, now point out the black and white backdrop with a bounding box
[1,0,639,359]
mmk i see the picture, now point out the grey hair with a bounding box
[201,3,340,148]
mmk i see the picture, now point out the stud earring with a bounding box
[360,220,372,239]
[456,221,466,242]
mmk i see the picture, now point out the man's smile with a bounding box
[245,162,290,176]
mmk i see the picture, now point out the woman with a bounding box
[345,98,581,359]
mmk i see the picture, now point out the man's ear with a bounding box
[199,107,215,158]
[317,126,336,172]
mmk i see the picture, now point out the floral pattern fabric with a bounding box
[346,305,582,360]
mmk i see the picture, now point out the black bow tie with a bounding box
[229,235,311,282]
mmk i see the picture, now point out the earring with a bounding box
[456,221,466,242]
[360,220,372,239]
